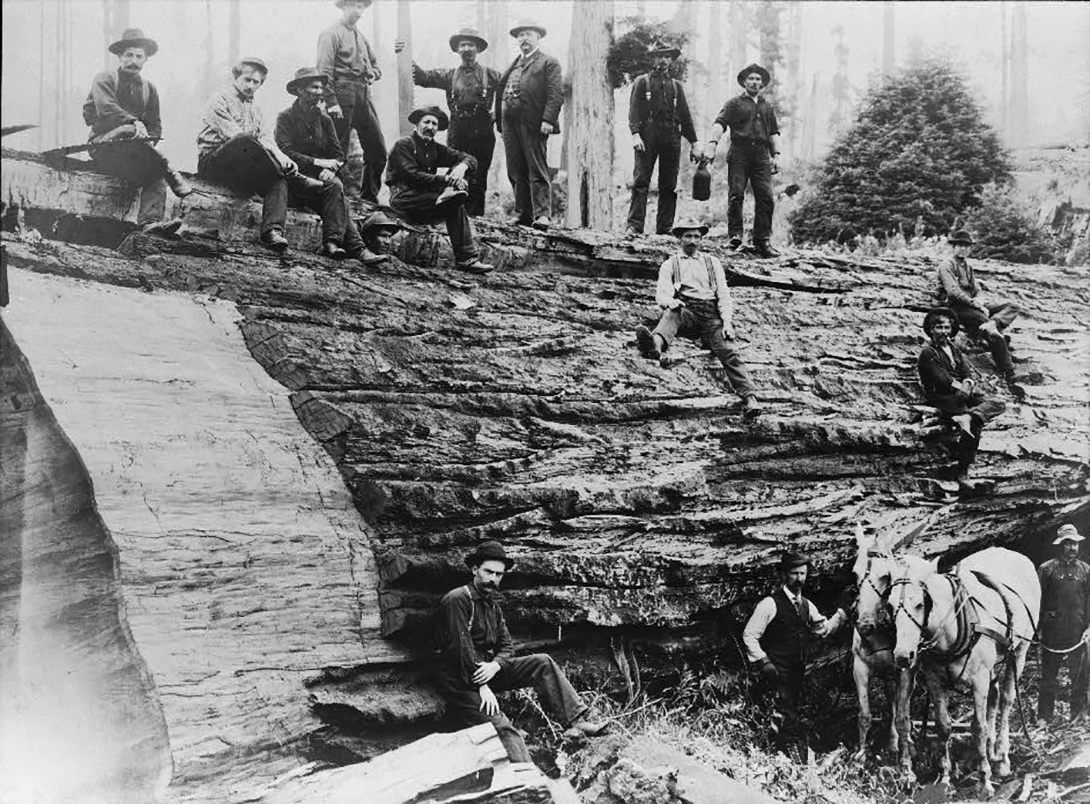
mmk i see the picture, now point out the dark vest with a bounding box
[762,588,810,663]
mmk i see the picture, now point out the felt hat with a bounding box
[362,211,400,232]
[465,540,514,569]
[737,63,771,88]
[286,67,329,95]
[236,56,269,75]
[1054,524,1085,545]
[450,27,488,53]
[648,41,681,59]
[334,0,373,8]
[922,307,960,337]
[780,551,809,570]
[510,20,547,38]
[109,28,159,57]
[948,229,974,245]
[670,219,709,237]
[408,105,450,131]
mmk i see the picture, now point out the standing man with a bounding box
[394,28,501,217]
[1037,524,1090,724]
[625,42,698,236]
[935,230,1022,391]
[318,0,386,204]
[385,106,493,274]
[698,63,781,257]
[435,541,607,763]
[633,220,763,420]
[495,20,563,229]
[743,552,848,755]
[917,307,1006,493]
[83,27,193,234]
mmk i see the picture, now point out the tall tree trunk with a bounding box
[882,3,895,74]
[565,0,614,229]
[487,0,510,193]
[396,1,413,137]
[1009,2,1028,147]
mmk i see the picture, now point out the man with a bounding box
[935,230,1022,391]
[385,105,493,274]
[698,63,781,257]
[359,211,400,265]
[435,540,607,762]
[198,57,319,252]
[1037,524,1090,724]
[318,0,386,203]
[743,552,848,754]
[275,67,382,264]
[495,21,563,228]
[625,42,698,236]
[82,27,192,234]
[634,220,762,419]
[394,28,501,217]
[917,307,1006,492]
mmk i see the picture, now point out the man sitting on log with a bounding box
[83,27,193,235]
[435,541,607,762]
[742,551,849,757]
[385,105,493,274]
[274,67,382,264]
[634,220,762,420]
[197,57,322,253]
[917,307,1006,493]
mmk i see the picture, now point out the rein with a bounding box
[890,574,974,659]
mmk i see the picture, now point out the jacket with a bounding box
[436,584,515,688]
[628,72,697,143]
[1039,558,1090,648]
[494,49,563,134]
[274,99,345,177]
[917,342,971,406]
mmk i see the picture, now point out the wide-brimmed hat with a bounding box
[510,20,547,38]
[670,219,709,237]
[109,28,159,57]
[781,551,809,570]
[922,307,960,337]
[648,41,681,59]
[408,105,450,131]
[948,229,974,245]
[465,540,514,569]
[286,67,329,95]
[737,63,771,88]
[361,211,400,232]
[1054,524,1085,545]
[450,27,488,53]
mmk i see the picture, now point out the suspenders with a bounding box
[670,254,717,294]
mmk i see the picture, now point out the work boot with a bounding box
[507,216,531,227]
[728,235,743,250]
[753,242,778,258]
[290,174,325,193]
[166,170,195,198]
[1003,371,1026,401]
[742,394,764,420]
[357,247,389,265]
[531,216,551,230]
[261,230,290,253]
[955,472,977,493]
[562,715,608,740]
[141,218,183,236]
[624,226,640,238]
[455,258,494,274]
[321,241,347,260]
[950,413,975,437]
[435,185,468,206]
[635,325,661,360]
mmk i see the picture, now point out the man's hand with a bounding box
[759,659,779,682]
[393,39,407,53]
[478,685,500,716]
[703,141,718,161]
[472,660,500,685]
[278,155,298,174]
[540,121,555,136]
[448,163,469,185]
[318,168,336,183]
[313,158,341,171]
[328,104,344,119]
[666,298,684,310]
[632,133,645,153]
[133,120,149,139]
[770,157,779,175]
[722,321,736,340]
[371,65,383,81]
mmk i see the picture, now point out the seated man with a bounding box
[274,67,381,263]
[385,105,493,274]
[83,27,192,233]
[935,230,1022,391]
[634,219,762,420]
[197,57,321,252]
[435,541,606,762]
[917,307,1005,492]
[359,211,401,264]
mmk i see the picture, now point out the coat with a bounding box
[494,49,563,134]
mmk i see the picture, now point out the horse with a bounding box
[890,547,1040,797]
[851,522,936,761]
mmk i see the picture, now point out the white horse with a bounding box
[890,547,1040,797]
[851,523,936,760]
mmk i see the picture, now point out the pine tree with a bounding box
[790,60,1012,244]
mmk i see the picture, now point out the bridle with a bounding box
[890,574,974,660]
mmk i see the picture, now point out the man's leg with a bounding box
[1071,646,1090,718]
[503,122,531,224]
[332,84,358,171]
[136,178,168,226]
[353,88,387,203]
[966,393,1006,426]
[342,210,365,255]
[524,123,552,222]
[697,309,756,400]
[436,679,533,762]
[988,302,1020,331]
[261,179,289,239]
[750,147,775,247]
[626,135,656,234]
[1038,648,1062,720]
[492,654,588,727]
[451,119,494,217]
[314,178,350,245]
[654,130,681,235]
[726,144,748,241]
[651,306,696,353]
[440,199,479,264]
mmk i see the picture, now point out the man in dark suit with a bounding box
[495,20,563,229]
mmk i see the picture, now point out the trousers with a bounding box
[927,392,1005,471]
[88,138,168,225]
[436,653,587,762]
[759,657,806,752]
[449,113,495,217]
[502,115,551,223]
[332,78,387,203]
[949,300,1020,375]
[727,140,774,244]
[290,177,363,251]
[652,299,755,399]
[389,185,479,263]
[627,122,682,234]
[1039,644,1089,720]
[198,135,288,237]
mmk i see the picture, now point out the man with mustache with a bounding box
[385,105,492,274]
[82,27,192,234]
[1037,524,1090,724]
[435,541,607,763]
[742,552,848,755]
[394,28,501,217]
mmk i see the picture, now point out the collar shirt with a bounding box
[385,131,476,190]
[198,86,271,155]
[741,586,845,663]
[654,251,733,325]
[273,98,344,175]
[935,256,980,306]
[83,68,162,139]
[713,92,780,143]
[436,583,515,687]
[317,20,378,103]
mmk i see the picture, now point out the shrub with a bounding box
[607,18,690,89]
[962,184,1058,264]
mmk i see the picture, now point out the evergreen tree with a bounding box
[790,60,1011,244]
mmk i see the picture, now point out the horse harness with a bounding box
[853,550,898,656]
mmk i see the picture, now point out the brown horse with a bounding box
[890,547,1040,797]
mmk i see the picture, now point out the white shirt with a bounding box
[654,251,733,325]
[742,586,846,663]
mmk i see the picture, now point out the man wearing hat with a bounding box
[385,106,493,274]
[275,67,377,263]
[625,41,698,236]
[318,0,386,204]
[742,551,848,754]
[394,29,502,217]
[359,211,400,265]
[495,21,563,229]
[1037,524,1090,723]
[935,229,1022,390]
[83,27,193,234]
[917,307,1006,492]
[634,220,762,419]
[435,541,607,763]
[698,64,781,257]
